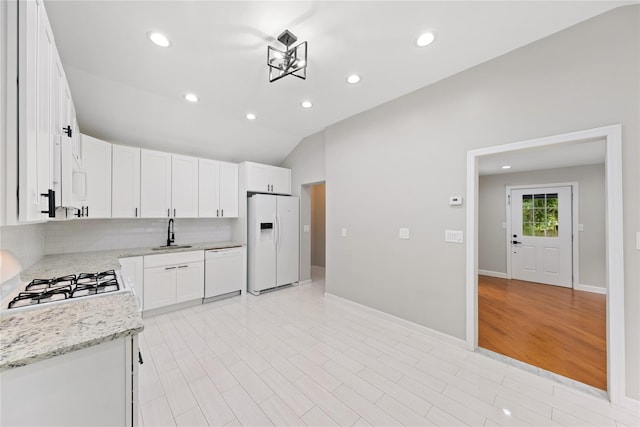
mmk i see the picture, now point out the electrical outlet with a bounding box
[303,225,310,232]
[341,228,348,238]
[578,224,584,232]
[445,229,464,243]
[399,228,410,239]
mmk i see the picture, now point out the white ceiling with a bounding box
[478,139,605,176]
[44,1,629,165]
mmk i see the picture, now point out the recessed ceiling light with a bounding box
[347,74,361,84]
[184,93,199,103]
[246,113,256,120]
[148,32,171,47]
[501,165,512,169]
[416,32,436,47]
[301,101,313,109]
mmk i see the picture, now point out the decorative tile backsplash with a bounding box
[45,218,235,254]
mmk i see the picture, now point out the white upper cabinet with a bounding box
[218,161,239,217]
[81,135,111,218]
[171,154,199,218]
[17,0,54,221]
[112,145,141,218]
[140,149,172,218]
[244,162,291,195]
[16,0,80,221]
[198,159,238,218]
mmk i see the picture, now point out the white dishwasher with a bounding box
[204,247,243,301]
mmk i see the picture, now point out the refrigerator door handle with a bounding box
[273,214,278,250]
[277,213,282,252]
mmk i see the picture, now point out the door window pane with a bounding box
[522,193,560,237]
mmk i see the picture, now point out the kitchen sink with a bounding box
[151,245,193,251]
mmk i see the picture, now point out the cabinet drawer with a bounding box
[144,250,204,268]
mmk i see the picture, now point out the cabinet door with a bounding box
[143,266,176,310]
[198,158,220,218]
[270,167,291,195]
[112,145,140,218]
[82,135,111,218]
[246,162,270,193]
[35,2,54,216]
[140,149,172,218]
[218,161,238,217]
[171,154,198,218]
[176,261,204,303]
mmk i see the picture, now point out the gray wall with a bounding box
[311,184,326,267]
[281,131,326,282]
[303,6,637,398]
[479,164,606,289]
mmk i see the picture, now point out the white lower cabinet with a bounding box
[0,336,138,427]
[177,261,205,303]
[143,251,204,311]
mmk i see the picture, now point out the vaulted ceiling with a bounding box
[44,1,629,164]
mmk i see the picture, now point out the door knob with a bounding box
[512,240,522,245]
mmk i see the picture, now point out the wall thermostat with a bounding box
[449,196,463,205]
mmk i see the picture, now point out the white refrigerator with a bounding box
[248,194,299,295]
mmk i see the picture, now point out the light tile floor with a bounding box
[138,269,639,426]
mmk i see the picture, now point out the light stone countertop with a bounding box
[20,241,244,281]
[0,241,242,371]
[0,292,143,371]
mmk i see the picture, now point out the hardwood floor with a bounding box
[478,275,606,390]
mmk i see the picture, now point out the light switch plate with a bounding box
[445,229,464,243]
[341,228,348,238]
[502,222,507,229]
[578,224,584,232]
[399,228,410,239]
[303,225,310,232]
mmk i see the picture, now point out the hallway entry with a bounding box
[310,183,326,275]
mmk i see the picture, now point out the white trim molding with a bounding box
[478,270,507,279]
[466,124,626,405]
[324,292,466,348]
[575,284,607,295]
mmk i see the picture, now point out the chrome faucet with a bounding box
[167,218,175,247]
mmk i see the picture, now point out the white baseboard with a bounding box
[574,284,607,295]
[478,269,507,279]
[324,292,466,348]
[298,279,312,285]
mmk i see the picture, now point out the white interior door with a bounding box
[510,186,572,287]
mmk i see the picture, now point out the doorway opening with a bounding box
[310,183,326,283]
[300,182,326,286]
[466,125,625,404]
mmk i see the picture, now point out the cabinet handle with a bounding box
[135,207,138,217]
[267,184,270,192]
[85,206,89,217]
[40,189,56,218]
[165,266,176,270]
[216,209,219,217]
[167,209,170,217]
[177,265,188,269]
[174,208,176,217]
[221,209,224,217]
